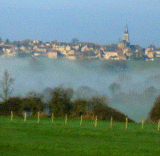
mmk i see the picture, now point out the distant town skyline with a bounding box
[0,0,159,48]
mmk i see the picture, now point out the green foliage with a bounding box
[88,96,108,120]
[0,92,44,116]
[149,96,160,123]
[49,87,74,117]
[0,97,22,116]
[71,99,89,117]
[0,117,159,156]
[87,96,133,122]
[21,97,44,115]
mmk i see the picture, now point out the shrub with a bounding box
[49,87,73,117]
[71,99,89,117]
[0,97,22,116]
[148,96,160,123]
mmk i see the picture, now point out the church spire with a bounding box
[123,25,130,45]
[124,25,128,34]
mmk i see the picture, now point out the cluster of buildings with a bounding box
[0,26,159,61]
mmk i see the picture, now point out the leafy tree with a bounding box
[87,96,109,120]
[71,99,89,117]
[0,97,22,116]
[0,70,14,102]
[148,96,160,123]
[88,95,134,122]
[20,97,44,116]
[49,87,74,117]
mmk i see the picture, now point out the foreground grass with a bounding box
[0,116,160,156]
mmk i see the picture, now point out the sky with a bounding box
[0,0,159,48]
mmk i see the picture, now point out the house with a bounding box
[72,45,79,51]
[67,50,75,55]
[2,46,17,57]
[103,51,118,60]
[145,47,154,55]
[33,40,40,44]
[126,51,133,57]
[65,45,71,51]
[47,52,58,59]
[45,42,51,47]
[110,56,119,60]
[55,46,65,52]
[81,45,89,52]
[3,47,12,53]
[33,45,47,53]
[20,46,26,51]
[155,51,160,58]
[123,47,131,54]
[117,49,127,60]
[32,52,42,57]
[66,55,76,60]
[147,52,155,58]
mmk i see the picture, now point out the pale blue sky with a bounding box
[0,0,159,47]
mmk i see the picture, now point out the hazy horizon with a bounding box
[0,0,159,48]
[0,56,160,122]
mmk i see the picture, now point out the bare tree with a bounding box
[0,70,14,101]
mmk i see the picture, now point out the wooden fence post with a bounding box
[24,112,26,122]
[95,116,97,127]
[141,119,144,130]
[110,116,113,128]
[11,111,13,122]
[126,118,128,129]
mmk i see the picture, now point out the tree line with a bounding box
[0,70,135,122]
[2,70,160,123]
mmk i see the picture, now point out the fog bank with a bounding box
[0,56,160,122]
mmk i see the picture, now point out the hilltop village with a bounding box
[0,26,160,61]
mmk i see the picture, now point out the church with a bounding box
[118,25,130,50]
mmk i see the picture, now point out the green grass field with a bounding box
[0,116,160,156]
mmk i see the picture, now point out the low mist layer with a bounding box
[0,56,160,122]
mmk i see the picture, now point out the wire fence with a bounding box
[1,111,160,131]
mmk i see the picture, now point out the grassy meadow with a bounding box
[0,116,160,156]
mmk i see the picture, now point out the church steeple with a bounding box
[124,25,128,34]
[123,25,130,44]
